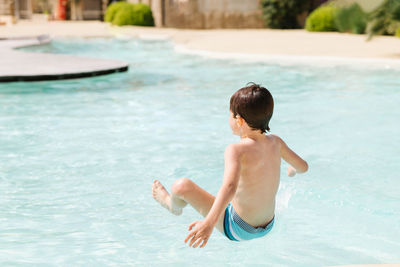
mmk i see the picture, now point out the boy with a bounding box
[152,83,308,248]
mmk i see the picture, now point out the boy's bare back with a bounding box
[230,134,281,228]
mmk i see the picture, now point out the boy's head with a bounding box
[229,83,274,134]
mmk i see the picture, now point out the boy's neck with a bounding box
[240,130,265,141]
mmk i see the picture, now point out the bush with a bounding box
[112,4,136,26]
[305,5,338,32]
[396,28,400,37]
[104,1,129,23]
[367,0,400,38]
[260,0,312,29]
[130,3,154,26]
[335,3,367,34]
[105,2,154,26]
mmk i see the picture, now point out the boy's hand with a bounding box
[288,165,297,177]
[184,220,214,248]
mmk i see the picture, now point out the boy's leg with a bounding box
[152,178,225,234]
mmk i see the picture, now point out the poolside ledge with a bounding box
[0,35,129,82]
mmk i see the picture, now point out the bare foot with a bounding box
[152,180,182,215]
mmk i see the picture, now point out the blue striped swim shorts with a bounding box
[223,203,274,242]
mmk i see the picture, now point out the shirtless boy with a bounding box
[152,83,308,248]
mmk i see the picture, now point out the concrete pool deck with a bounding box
[1,20,400,62]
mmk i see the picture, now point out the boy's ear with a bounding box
[236,115,244,126]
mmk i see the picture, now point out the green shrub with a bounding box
[104,1,128,23]
[131,3,154,26]
[335,3,367,34]
[367,0,400,38]
[260,0,312,29]
[396,27,400,37]
[111,3,154,26]
[394,2,400,20]
[305,5,338,32]
[112,4,135,26]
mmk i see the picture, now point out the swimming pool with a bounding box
[1,38,399,266]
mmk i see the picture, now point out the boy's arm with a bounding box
[205,143,241,224]
[184,143,241,248]
[274,135,308,175]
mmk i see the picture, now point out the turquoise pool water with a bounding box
[1,38,400,266]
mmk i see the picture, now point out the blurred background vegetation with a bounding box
[101,0,399,39]
[104,1,153,26]
[258,0,400,38]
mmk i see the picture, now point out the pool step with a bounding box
[0,35,129,82]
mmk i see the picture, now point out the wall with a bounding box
[18,0,32,18]
[0,0,32,19]
[81,0,103,19]
[32,0,51,13]
[0,0,12,15]
[126,0,263,28]
[201,0,263,28]
[164,0,203,28]
[70,0,108,20]
[164,0,263,29]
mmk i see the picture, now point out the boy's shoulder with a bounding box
[225,134,284,152]
[268,133,284,146]
[226,134,283,154]
[268,133,281,140]
[224,142,249,161]
[224,142,243,155]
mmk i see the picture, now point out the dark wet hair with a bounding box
[229,82,274,134]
